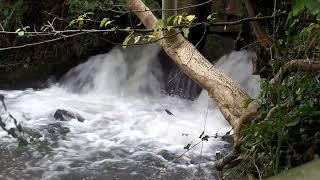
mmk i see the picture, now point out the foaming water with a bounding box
[0,45,259,180]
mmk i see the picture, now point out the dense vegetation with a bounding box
[237,0,320,178]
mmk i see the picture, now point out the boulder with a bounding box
[54,109,85,122]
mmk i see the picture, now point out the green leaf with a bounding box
[182,27,190,39]
[17,30,25,37]
[100,18,109,28]
[147,35,156,42]
[186,15,196,22]
[177,16,183,25]
[105,20,113,26]
[292,0,306,16]
[166,16,174,25]
[269,58,277,66]
[134,36,141,44]
[17,138,28,148]
[122,33,133,48]
[156,19,163,28]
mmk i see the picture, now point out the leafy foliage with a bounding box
[0,0,25,30]
[238,0,320,178]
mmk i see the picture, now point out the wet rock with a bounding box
[157,149,176,161]
[54,109,85,122]
[131,151,167,167]
[42,123,71,142]
[20,127,42,139]
[47,123,70,136]
[157,149,191,165]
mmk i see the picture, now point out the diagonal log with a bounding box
[127,0,247,125]
[126,0,258,145]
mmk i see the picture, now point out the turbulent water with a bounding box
[0,45,260,180]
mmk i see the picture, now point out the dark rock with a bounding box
[43,123,71,142]
[54,109,85,122]
[20,127,42,139]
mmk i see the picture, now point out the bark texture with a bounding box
[244,0,273,49]
[126,0,252,130]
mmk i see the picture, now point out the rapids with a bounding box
[0,45,260,180]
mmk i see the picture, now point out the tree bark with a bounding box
[244,0,273,49]
[126,0,254,133]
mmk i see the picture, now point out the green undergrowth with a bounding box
[230,0,320,178]
[241,72,320,177]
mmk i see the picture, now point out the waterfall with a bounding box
[0,45,260,180]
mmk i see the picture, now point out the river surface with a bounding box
[0,45,260,180]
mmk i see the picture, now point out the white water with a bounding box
[0,45,260,180]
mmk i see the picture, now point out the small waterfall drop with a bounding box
[0,45,259,180]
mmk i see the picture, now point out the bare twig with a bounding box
[101,0,213,13]
[0,32,86,51]
[266,102,290,120]
[0,16,276,36]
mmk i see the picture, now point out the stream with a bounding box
[0,45,260,180]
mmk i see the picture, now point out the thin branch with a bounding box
[266,102,290,120]
[0,32,86,51]
[272,59,320,84]
[102,0,213,13]
[0,16,276,36]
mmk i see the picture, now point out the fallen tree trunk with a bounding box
[126,0,257,144]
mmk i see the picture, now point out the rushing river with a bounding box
[0,45,260,180]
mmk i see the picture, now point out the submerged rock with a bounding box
[42,123,71,142]
[20,127,42,139]
[54,109,85,122]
